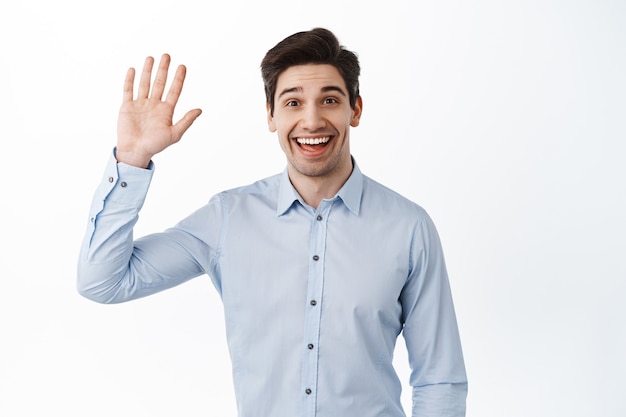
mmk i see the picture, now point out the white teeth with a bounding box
[296,136,330,145]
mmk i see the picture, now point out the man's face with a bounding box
[267,64,362,181]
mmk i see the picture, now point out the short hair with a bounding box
[261,27,360,115]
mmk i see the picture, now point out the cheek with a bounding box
[277,134,293,156]
[275,124,287,139]
[275,125,292,148]
[274,118,295,138]
[332,115,353,132]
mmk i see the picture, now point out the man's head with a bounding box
[261,28,360,116]
[261,29,363,192]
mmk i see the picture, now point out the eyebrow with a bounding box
[277,85,347,99]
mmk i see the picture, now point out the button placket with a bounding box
[300,201,333,416]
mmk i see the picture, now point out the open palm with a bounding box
[116,54,202,168]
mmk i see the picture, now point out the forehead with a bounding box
[276,64,346,92]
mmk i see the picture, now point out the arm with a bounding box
[400,214,468,416]
[76,55,205,303]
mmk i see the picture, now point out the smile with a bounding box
[296,136,331,145]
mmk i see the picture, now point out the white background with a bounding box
[1,0,624,416]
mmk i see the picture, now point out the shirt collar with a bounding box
[276,158,363,216]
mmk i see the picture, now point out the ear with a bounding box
[350,96,363,127]
[266,102,277,132]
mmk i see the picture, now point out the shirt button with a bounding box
[108,177,114,183]
[310,300,317,306]
[308,344,314,350]
[312,255,319,261]
[316,215,323,221]
[120,181,128,188]
[305,388,312,395]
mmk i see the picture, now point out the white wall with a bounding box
[1,0,624,416]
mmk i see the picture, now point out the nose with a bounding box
[300,105,326,130]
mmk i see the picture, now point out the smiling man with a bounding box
[269,63,361,207]
[77,28,467,417]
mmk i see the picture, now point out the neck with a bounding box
[288,159,353,209]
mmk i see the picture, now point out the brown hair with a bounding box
[261,27,360,116]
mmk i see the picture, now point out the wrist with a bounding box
[114,148,152,169]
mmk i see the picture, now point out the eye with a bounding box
[285,100,299,107]
[323,97,338,104]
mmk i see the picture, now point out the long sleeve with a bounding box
[400,213,468,416]
[76,150,218,304]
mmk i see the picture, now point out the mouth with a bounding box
[295,136,331,146]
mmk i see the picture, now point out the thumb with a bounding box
[172,108,203,142]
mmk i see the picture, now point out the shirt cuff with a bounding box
[95,148,155,208]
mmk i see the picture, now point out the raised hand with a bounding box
[116,54,202,168]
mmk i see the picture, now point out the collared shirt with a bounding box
[77,151,468,417]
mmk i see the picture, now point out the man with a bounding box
[77,28,468,416]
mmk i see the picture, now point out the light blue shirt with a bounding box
[77,151,467,417]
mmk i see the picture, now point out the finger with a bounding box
[171,108,203,142]
[122,67,136,103]
[164,64,187,107]
[137,56,155,99]
[150,53,171,101]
